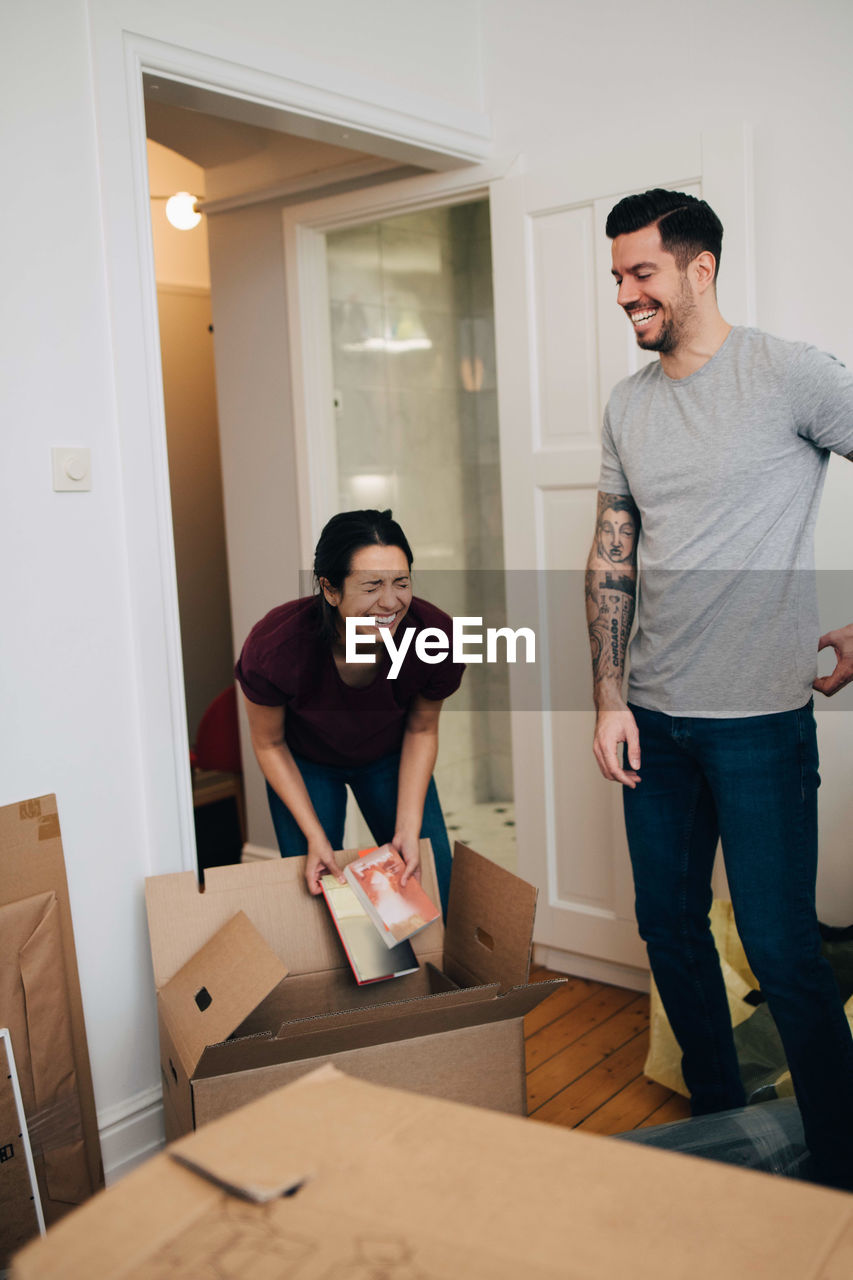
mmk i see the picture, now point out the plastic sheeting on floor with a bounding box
[617,1097,810,1179]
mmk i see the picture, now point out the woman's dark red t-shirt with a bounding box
[234,596,464,767]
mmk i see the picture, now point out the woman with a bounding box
[235,509,463,914]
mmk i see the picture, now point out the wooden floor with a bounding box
[524,966,691,1133]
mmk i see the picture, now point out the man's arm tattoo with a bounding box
[586,492,640,698]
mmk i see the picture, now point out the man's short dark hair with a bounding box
[605,189,723,282]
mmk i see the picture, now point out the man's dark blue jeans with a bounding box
[266,749,452,916]
[623,699,853,1181]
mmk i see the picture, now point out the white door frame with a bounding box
[281,158,518,565]
[86,11,493,877]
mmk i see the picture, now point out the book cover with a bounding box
[344,845,441,949]
[319,875,419,985]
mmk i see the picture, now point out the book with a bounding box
[344,845,441,949]
[319,874,419,985]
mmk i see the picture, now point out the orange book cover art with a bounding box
[346,846,440,945]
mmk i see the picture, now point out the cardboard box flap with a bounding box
[159,912,288,1072]
[444,843,537,990]
[192,979,553,1081]
[271,981,502,1043]
[495,979,565,1019]
[145,846,443,992]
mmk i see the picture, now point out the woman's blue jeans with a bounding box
[266,749,452,916]
[623,700,853,1179]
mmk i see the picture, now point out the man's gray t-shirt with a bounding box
[598,326,853,717]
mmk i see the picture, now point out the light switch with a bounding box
[52,447,92,492]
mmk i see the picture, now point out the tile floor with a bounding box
[443,800,517,873]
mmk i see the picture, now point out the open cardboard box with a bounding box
[145,841,564,1138]
[13,1064,853,1279]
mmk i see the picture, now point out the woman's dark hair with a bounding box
[313,509,413,645]
[605,188,723,284]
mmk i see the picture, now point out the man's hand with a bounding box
[305,835,345,895]
[813,624,853,697]
[593,706,641,787]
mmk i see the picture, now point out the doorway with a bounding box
[144,95,513,872]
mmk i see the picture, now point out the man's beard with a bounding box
[636,278,696,353]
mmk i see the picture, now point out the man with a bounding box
[585,187,853,1188]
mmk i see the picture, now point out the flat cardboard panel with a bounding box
[444,842,537,991]
[158,911,289,1070]
[15,1068,853,1280]
[193,1019,525,1127]
[0,797,103,1231]
[145,843,443,991]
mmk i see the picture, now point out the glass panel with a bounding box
[325,201,515,871]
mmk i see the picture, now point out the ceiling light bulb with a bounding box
[165,192,201,231]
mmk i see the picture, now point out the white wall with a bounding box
[3,0,852,1179]
[482,0,853,352]
[1,0,485,1178]
[2,0,164,1163]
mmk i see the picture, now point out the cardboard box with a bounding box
[0,796,104,1261]
[13,1065,853,1279]
[145,841,563,1138]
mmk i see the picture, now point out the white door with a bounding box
[490,127,755,986]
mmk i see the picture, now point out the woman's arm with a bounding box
[241,695,345,894]
[392,694,443,885]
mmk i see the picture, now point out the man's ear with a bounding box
[319,578,341,607]
[691,250,717,295]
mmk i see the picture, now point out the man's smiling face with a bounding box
[611,224,697,354]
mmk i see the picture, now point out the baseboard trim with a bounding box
[533,944,650,993]
[98,1085,165,1185]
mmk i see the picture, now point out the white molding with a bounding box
[282,155,517,561]
[533,944,650,994]
[197,159,411,215]
[107,13,492,169]
[98,1085,165,1185]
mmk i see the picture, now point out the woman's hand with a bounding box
[305,835,345,896]
[391,830,421,887]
